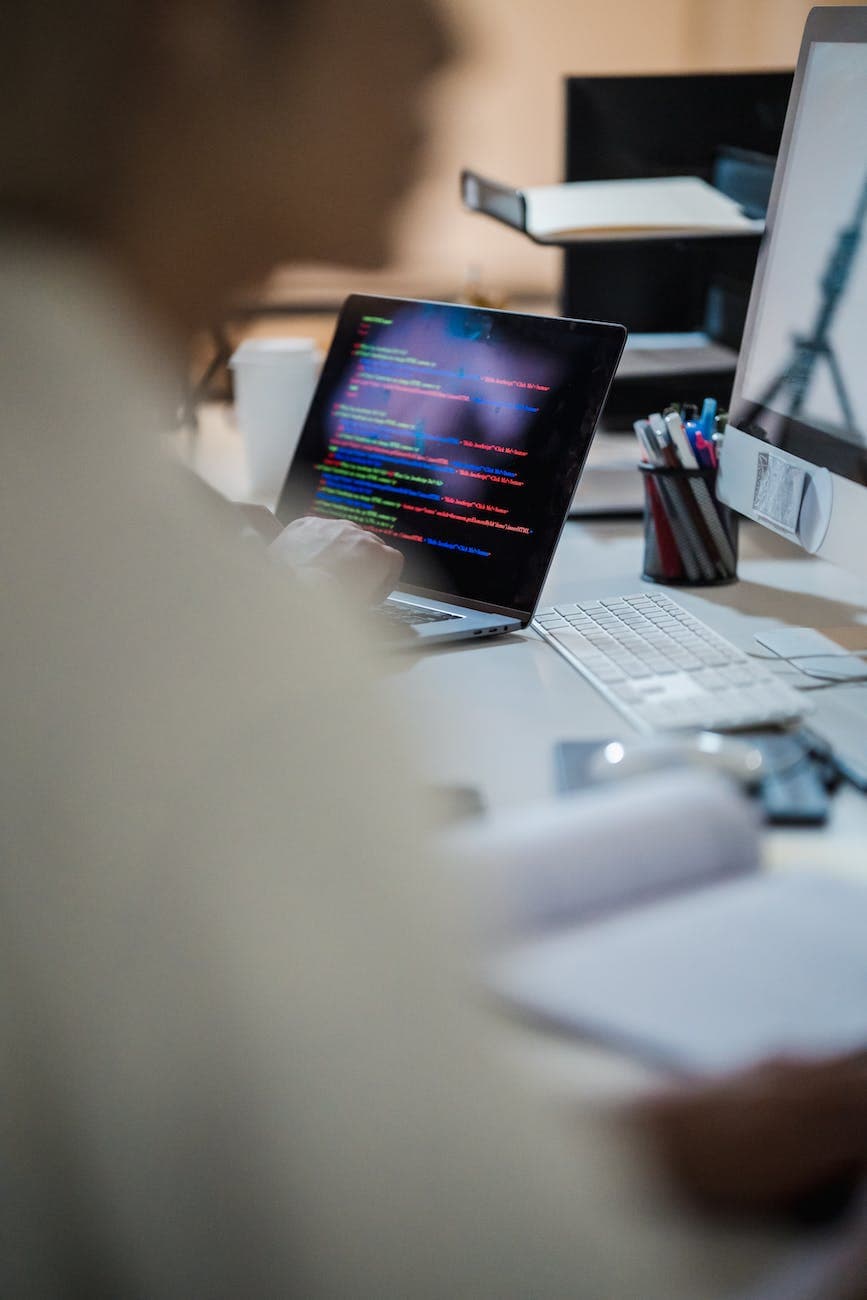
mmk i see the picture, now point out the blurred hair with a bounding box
[0,0,303,235]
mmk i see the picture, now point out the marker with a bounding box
[664,409,735,577]
[685,419,703,458]
[648,413,718,582]
[663,408,700,470]
[635,423,682,578]
[633,418,662,464]
[700,397,718,439]
[642,416,708,581]
[694,431,718,469]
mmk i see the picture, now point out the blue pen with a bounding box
[684,419,703,459]
[700,397,718,439]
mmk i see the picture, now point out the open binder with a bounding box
[461,171,765,244]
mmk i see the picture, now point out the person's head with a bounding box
[1,0,452,333]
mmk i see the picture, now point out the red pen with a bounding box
[695,431,718,468]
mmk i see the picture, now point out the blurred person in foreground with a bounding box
[2,1,863,1296]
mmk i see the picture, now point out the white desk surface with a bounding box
[182,408,867,1110]
[183,407,867,861]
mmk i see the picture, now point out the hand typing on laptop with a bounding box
[269,516,404,606]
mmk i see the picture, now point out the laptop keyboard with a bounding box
[380,601,461,626]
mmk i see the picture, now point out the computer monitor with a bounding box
[562,71,792,422]
[717,6,867,579]
[562,71,793,337]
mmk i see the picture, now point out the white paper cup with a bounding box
[230,338,320,502]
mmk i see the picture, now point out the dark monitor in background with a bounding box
[562,71,793,421]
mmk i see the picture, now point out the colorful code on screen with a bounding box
[307,311,559,562]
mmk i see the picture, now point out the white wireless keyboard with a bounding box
[534,592,807,733]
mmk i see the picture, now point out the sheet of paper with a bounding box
[523,176,765,241]
[491,873,867,1076]
[752,450,807,534]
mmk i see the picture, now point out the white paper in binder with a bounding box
[522,175,765,242]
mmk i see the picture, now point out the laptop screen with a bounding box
[277,296,624,616]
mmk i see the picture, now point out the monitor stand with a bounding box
[717,423,834,554]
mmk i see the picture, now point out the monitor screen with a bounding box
[732,36,867,487]
[277,296,624,615]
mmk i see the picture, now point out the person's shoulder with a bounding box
[0,241,379,749]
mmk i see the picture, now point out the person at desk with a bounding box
[0,0,847,1295]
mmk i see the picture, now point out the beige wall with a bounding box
[276,0,860,304]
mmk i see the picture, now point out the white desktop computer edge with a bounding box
[535,7,867,738]
[716,6,867,581]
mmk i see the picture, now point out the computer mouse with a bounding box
[588,732,766,787]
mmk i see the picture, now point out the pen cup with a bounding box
[639,462,738,587]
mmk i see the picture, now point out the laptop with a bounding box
[276,295,625,645]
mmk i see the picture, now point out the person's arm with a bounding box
[634,1053,867,1217]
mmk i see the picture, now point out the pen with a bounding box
[694,431,717,468]
[712,422,727,463]
[700,396,718,439]
[685,419,703,458]
[662,414,724,578]
[633,421,682,579]
[648,413,718,582]
[664,409,735,576]
[634,419,701,583]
